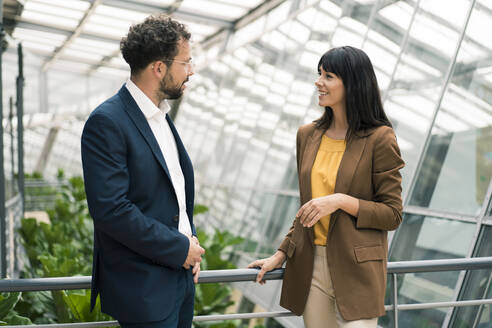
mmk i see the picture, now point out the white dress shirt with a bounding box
[125,79,192,237]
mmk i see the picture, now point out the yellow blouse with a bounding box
[311,135,346,246]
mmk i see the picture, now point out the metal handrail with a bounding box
[2,257,492,292]
[1,257,492,327]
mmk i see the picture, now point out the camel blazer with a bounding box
[278,123,405,321]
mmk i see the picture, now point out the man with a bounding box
[81,15,204,328]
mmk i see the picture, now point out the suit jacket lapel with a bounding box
[118,86,173,183]
[166,114,195,218]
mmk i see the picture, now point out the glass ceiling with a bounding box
[5,0,272,77]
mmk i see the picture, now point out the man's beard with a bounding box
[158,72,186,100]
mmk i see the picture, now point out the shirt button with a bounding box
[173,215,179,222]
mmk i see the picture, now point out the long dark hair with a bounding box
[314,46,391,138]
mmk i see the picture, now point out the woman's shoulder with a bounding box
[365,125,395,141]
[297,122,317,136]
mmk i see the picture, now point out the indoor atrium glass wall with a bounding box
[2,0,491,326]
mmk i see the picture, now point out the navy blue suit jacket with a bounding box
[81,85,196,322]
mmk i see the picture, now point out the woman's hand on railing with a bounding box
[248,251,286,284]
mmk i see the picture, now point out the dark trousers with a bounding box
[118,270,195,328]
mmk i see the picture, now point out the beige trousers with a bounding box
[303,246,378,328]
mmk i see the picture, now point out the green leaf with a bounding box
[0,292,21,319]
[63,290,113,322]
[3,313,32,325]
[193,204,209,215]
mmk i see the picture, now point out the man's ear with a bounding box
[157,61,167,75]
[151,61,166,75]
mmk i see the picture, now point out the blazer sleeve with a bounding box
[357,127,405,231]
[81,112,189,269]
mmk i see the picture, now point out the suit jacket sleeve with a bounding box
[357,127,405,231]
[81,112,189,269]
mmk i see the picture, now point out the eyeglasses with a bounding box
[161,58,194,69]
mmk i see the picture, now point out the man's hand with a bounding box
[183,235,205,270]
[191,236,201,283]
[192,262,201,284]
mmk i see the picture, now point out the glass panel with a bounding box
[409,0,492,216]
[383,0,473,194]
[379,214,476,327]
[450,225,492,328]
[180,0,248,20]
[24,1,85,20]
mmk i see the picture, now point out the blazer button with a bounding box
[173,215,179,222]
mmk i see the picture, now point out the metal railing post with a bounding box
[393,273,399,328]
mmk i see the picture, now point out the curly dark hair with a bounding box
[120,14,191,75]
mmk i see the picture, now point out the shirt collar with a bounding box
[125,78,170,119]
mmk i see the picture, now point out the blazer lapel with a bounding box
[334,135,366,195]
[329,134,367,234]
[118,86,173,183]
[301,126,368,238]
[300,127,325,245]
[301,127,324,205]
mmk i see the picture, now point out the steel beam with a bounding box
[42,0,103,72]
[0,0,7,279]
[16,43,25,212]
[102,0,233,28]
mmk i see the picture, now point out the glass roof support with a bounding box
[39,69,48,113]
[218,28,234,54]
[15,21,117,44]
[441,178,492,327]
[103,0,233,28]
[231,0,287,32]
[361,0,382,47]
[0,0,7,279]
[34,127,59,175]
[41,0,103,72]
[442,184,492,328]
[8,97,15,195]
[403,0,476,210]
[382,0,421,104]
[88,48,120,75]
[16,43,25,215]
[289,0,302,14]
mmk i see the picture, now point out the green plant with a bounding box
[16,173,110,324]
[15,175,253,326]
[193,225,244,328]
[0,292,32,325]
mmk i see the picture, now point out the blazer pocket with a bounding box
[287,239,296,258]
[354,245,386,263]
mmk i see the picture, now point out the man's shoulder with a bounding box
[90,92,123,118]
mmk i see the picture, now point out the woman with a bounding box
[248,46,404,328]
